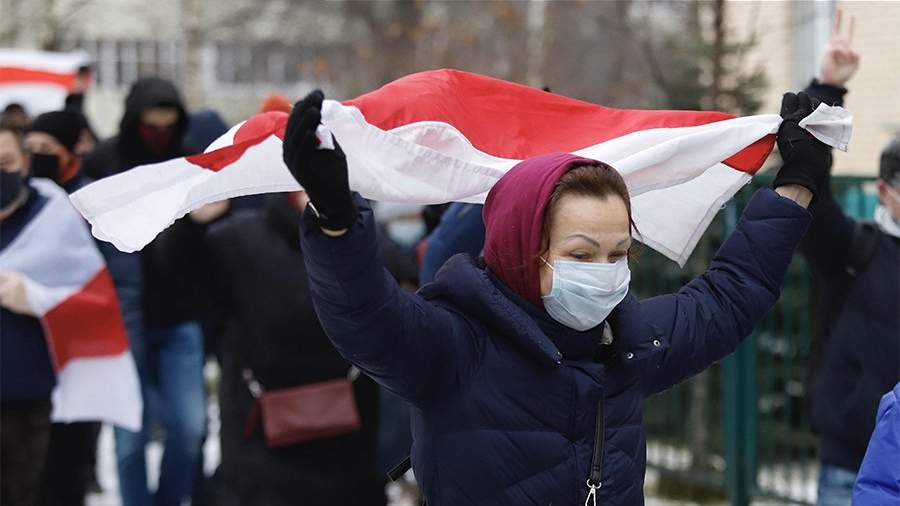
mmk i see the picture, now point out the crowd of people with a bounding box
[0,15,897,506]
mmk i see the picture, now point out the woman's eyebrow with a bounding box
[565,233,601,247]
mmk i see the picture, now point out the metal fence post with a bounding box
[723,332,756,506]
[721,198,757,506]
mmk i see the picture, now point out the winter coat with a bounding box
[81,77,203,329]
[187,196,385,506]
[299,153,810,505]
[852,382,900,505]
[0,187,56,402]
[802,80,900,472]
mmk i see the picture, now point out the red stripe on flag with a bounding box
[42,268,129,370]
[0,67,75,89]
[723,135,775,174]
[185,111,288,171]
[345,69,770,174]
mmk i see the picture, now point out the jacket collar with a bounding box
[420,254,612,367]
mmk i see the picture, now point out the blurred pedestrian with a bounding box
[0,125,50,506]
[258,93,292,114]
[25,109,143,505]
[162,192,386,506]
[1,102,30,131]
[852,382,900,504]
[1,124,134,505]
[799,14,899,506]
[279,89,820,504]
[185,109,228,153]
[419,202,485,285]
[82,77,207,506]
[25,110,88,190]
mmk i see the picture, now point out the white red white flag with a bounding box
[0,179,141,431]
[70,69,851,265]
[0,49,90,116]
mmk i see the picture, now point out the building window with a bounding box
[71,38,182,90]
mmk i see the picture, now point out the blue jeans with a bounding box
[115,321,207,506]
[817,464,857,506]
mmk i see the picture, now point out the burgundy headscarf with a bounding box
[482,153,600,307]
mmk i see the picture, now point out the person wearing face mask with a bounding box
[25,110,88,190]
[82,77,194,179]
[0,125,52,506]
[793,20,900,506]
[277,89,820,505]
[24,110,141,505]
[81,78,207,506]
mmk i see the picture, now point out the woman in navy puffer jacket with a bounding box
[281,91,822,505]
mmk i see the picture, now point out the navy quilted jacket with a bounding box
[299,188,809,505]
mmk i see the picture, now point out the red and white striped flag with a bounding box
[0,49,90,116]
[0,179,141,431]
[71,69,850,265]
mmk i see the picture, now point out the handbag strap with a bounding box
[242,366,361,399]
[242,368,264,398]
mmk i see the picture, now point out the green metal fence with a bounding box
[634,176,879,505]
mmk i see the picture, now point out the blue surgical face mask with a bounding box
[540,257,631,331]
[387,219,425,247]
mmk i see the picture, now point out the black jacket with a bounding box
[81,78,203,329]
[802,80,900,472]
[176,196,384,506]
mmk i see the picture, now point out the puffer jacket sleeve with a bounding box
[639,188,811,395]
[299,195,480,406]
[852,383,900,505]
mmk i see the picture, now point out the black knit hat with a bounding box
[28,110,84,153]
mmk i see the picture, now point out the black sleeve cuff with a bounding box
[805,79,848,107]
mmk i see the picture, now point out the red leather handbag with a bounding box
[243,367,362,448]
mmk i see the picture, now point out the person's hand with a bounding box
[282,90,357,232]
[0,271,35,316]
[773,91,830,199]
[819,9,859,87]
[190,200,230,224]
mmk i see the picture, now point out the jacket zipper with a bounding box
[585,397,605,506]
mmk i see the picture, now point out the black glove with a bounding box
[772,91,831,197]
[282,90,358,230]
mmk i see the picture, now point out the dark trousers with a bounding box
[38,422,101,506]
[1,399,52,506]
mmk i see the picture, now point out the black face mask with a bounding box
[29,153,61,181]
[1,170,26,211]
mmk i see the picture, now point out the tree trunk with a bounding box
[182,0,205,109]
[708,0,726,110]
[525,0,546,88]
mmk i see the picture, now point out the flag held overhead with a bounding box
[70,69,851,265]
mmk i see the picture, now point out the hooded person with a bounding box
[83,77,192,179]
[277,90,821,504]
[80,78,207,506]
